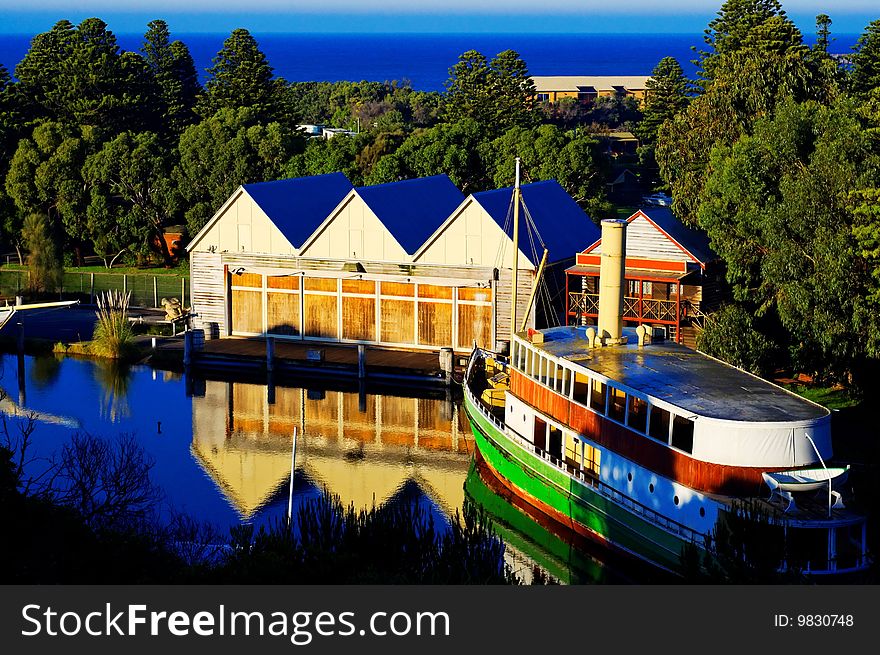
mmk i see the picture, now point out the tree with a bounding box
[657,1,837,226]
[815,14,833,54]
[197,29,283,123]
[483,124,612,217]
[84,131,181,266]
[141,20,200,139]
[696,98,880,381]
[850,19,880,97]
[696,305,777,376]
[5,122,101,264]
[175,108,298,236]
[367,119,489,192]
[636,57,691,176]
[14,18,158,132]
[697,0,791,82]
[21,212,62,293]
[444,50,538,135]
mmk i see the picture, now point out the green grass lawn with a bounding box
[782,383,862,410]
[0,263,187,275]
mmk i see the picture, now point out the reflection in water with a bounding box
[465,458,664,584]
[92,359,133,423]
[191,380,472,521]
[3,351,631,584]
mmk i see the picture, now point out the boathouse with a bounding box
[188,173,597,353]
[565,207,721,346]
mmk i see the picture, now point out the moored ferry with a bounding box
[463,164,871,578]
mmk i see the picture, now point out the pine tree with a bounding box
[141,20,200,139]
[14,18,157,131]
[197,28,282,123]
[636,57,690,173]
[850,19,880,97]
[444,49,538,135]
[815,14,832,54]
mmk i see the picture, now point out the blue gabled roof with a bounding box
[243,172,354,249]
[356,175,465,255]
[638,206,716,264]
[473,180,598,264]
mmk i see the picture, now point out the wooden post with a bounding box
[153,276,158,307]
[440,347,453,386]
[267,336,275,372]
[183,330,192,367]
[90,273,94,304]
[16,321,24,355]
[181,277,185,307]
[123,274,127,297]
[358,344,366,379]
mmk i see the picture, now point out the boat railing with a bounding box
[465,380,705,546]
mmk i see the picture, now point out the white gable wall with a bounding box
[415,198,535,269]
[591,214,692,263]
[300,194,409,261]
[190,189,296,255]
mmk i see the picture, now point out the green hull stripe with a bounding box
[464,392,692,573]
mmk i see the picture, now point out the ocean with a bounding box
[0,32,860,93]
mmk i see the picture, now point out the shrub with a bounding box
[91,290,136,359]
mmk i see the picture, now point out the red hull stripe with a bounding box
[510,369,766,496]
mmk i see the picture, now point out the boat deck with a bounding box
[526,326,827,422]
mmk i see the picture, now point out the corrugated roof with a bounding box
[473,180,600,264]
[638,207,716,265]
[531,76,651,92]
[356,175,465,254]
[243,172,354,249]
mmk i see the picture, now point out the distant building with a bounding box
[296,124,324,138]
[322,127,358,139]
[598,131,640,157]
[531,76,651,104]
[565,207,722,347]
[187,173,598,353]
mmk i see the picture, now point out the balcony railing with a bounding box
[568,292,681,323]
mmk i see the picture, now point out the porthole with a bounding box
[649,483,654,494]
[509,405,513,413]
[699,507,705,518]
[627,472,633,483]
[523,414,526,422]
[673,495,679,506]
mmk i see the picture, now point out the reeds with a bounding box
[91,290,135,359]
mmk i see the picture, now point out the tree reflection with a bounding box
[93,359,132,422]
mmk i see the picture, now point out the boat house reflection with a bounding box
[191,380,471,519]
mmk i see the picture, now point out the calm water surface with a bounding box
[1,352,631,583]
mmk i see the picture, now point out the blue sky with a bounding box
[0,1,876,34]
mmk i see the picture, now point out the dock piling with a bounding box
[440,347,454,386]
[358,344,366,379]
[183,330,192,368]
[267,336,275,372]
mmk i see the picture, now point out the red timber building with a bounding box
[565,207,722,346]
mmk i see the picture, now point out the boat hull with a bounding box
[463,390,699,575]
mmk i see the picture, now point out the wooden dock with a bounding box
[189,337,463,387]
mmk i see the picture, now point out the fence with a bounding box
[0,269,189,309]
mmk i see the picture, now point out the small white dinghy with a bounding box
[762,466,850,512]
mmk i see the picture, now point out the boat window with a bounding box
[511,341,519,370]
[590,379,607,414]
[671,415,694,453]
[548,425,563,461]
[573,372,590,405]
[534,417,547,451]
[584,444,601,476]
[627,395,648,433]
[554,364,563,393]
[564,434,581,467]
[648,406,670,443]
[608,386,626,423]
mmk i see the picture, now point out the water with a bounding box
[1,352,629,583]
[0,32,861,92]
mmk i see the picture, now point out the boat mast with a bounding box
[510,157,521,345]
